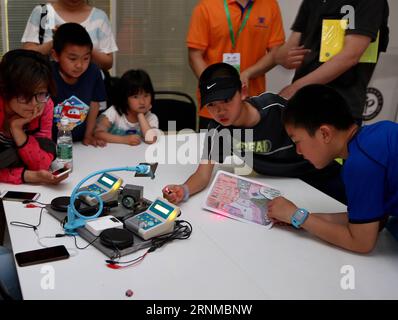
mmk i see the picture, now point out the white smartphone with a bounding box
[1,191,40,202]
[52,167,71,178]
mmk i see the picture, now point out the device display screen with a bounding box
[15,245,70,267]
[295,210,306,220]
[150,200,173,219]
[98,173,117,189]
[1,191,39,201]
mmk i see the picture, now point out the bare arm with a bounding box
[22,41,53,56]
[23,41,112,71]
[268,197,380,253]
[240,46,281,90]
[137,113,156,144]
[91,49,113,71]
[302,214,379,253]
[280,34,372,98]
[96,131,140,145]
[311,212,348,225]
[83,102,100,146]
[188,48,208,79]
[94,115,140,145]
[296,34,370,85]
[184,161,215,196]
[274,31,309,69]
[163,161,215,204]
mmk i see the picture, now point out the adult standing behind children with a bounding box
[268,84,398,253]
[51,23,106,147]
[21,0,117,71]
[187,0,285,128]
[94,69,159,145]
[275,0,389,121]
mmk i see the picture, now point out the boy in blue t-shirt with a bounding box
[268,84,398,253]
[51,23,106,146]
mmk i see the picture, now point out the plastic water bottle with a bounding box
[56,117,73,171]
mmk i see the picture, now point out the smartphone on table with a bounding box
[15,245,70,267]
[52,167,71,178]
[0,191,40,202]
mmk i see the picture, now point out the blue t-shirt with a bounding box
[343,121,398,223]
[51,62,106,141]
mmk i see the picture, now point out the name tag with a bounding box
[223,53,241,73]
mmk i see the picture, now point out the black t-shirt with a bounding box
[292,0,390,120]
[202,93,318,178]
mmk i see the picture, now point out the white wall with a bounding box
[387,0,398,51]
[266,0,302,93]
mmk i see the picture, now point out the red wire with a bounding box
[106,251,149,269]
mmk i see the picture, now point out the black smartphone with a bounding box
[15,245,70,267]
[1,190,40,202]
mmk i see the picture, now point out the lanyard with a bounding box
[224,0,254,49]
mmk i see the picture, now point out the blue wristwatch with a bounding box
[291,208,309,229]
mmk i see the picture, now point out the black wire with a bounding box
[150,220,193,250]
[108,250,147,265]
[70,234,100,250]
[22,199,49,206]
[9,200,51,231]
[9,206,45,231]
[107,220,193,266]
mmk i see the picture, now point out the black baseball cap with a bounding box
[199,63,242,107]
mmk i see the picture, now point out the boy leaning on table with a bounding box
[162,62,346,206]
[267,84,398,253]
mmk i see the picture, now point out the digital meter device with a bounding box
[124,197,180,240]
[78,173,123,206]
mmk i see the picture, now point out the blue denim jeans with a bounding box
[0,246,22,300]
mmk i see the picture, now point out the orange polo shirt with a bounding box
[187,0,285,118]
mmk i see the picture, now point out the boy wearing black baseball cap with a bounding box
[162,63,345,205]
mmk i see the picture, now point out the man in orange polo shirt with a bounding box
[187,0,285,128]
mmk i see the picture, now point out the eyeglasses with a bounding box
[17,92,50,104]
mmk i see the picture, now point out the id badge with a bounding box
[223,53,241,73]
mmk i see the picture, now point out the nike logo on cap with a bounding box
[207,83,216,90]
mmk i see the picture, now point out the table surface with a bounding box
[2,133,398,300]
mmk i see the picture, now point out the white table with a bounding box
[3,133,398,300]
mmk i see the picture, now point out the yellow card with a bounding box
[320,19,379,63]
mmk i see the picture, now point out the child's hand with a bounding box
[124,135,141,146]
[83,135,95,146]
[267,196,298,225]
[83,135,106,147]
[162,185,185,204]
[95,138,107,147]
[136,105,152,114]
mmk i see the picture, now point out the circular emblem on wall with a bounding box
[363,87,383,121]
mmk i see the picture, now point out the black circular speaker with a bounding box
[100,228,135,250]
[51,196,81,212]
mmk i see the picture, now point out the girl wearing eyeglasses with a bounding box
[0,49,68,184]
